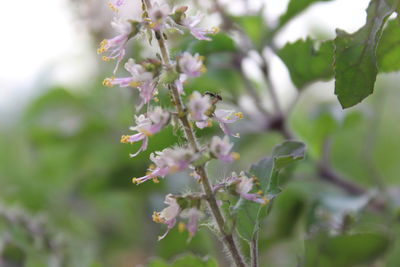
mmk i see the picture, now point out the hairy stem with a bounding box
[143,0,246,265]
[250,233,259,267]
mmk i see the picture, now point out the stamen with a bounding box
[108,2,119,12]
[152,211,165,223]
[120,135,131,143]
[262,197,269,206]
[129,81,142,87]
[103,78,114,87]
[235,112,244,119]
[230,152,240,160]
[178,222,186,233]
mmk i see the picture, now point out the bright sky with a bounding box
[0,0,370,118]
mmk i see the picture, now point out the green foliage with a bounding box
[235,141,306,242]
[377,19,400,72]
[278,38,334,89]
[230,15,266,49]
[148,254,218,267]
[291,104,356,158]
[279,0,334,28]
[182,33,236,56]
[304,232,391,267]
[334,0,395,108]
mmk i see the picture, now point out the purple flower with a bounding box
[180,208,203,237]
[148,2,171,31]
[188,91,211,121]
[214,109,243,137]
[227,172,268,205]
[186,92,243,136]
[178,52,205,78]
[121,107,169,157]
[97,18,132,73]
[210,136,240,163]
[132,147,198,185]
[153,194,181,240]
[103,59,157,109]
[180,12,219,41]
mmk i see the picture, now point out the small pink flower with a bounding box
[153,194,181,240]
[97,18,132,73]
[178,52,205,78]
[121,107,169,157]
[180,208,203,237]
[180,12,218,41]
[103,59,157,109]
[214,109,243,137]
[188,91,211,121]
[148,2,171,31]
[227,172,268,204]
[132,147,197,184]
[210,136,240,163]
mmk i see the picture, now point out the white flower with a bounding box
[148,2,171,31]
[132,147,198,185]
[180,12,218,41]
[180,208,203,237]
[97,18,132,73]
[210,136,239,163]
[227,172,268,204]
[188,91,211,121]
[121,107,170,157]
[153,194,181,240]
[178,52,205,77]
[103,59,157,109]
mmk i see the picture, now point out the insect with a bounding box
[204,91,222,117]
[204,91,222,104]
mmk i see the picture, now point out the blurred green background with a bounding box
[1,0,400,266]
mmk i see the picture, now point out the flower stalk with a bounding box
[142,1,246,266]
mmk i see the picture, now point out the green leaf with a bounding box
[304,233,391,267]
[231,15,266,49]
[147,254,218,267]
[377,19,400,72]
[272,141,307,171]
[278,38,334,89]
[279,0,334,28]
[334,0,395,108]
[291,104,343,158]
[235,141,306,242]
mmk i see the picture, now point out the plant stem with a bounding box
[143,1,246,265]
[250,234,259,267]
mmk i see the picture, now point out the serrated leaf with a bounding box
[334,0,395,108]
[147,254,218,267]
[304,233,391,267]
[278,38,334,89]
[377,19,400,72]
[279,0,334,28]
[235,141,306,242]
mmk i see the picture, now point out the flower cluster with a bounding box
[99,0,266,240]
[152,194,203,240]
